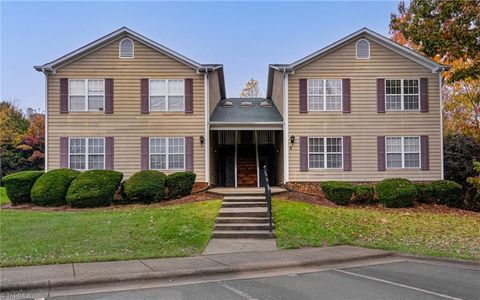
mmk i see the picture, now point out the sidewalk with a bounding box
[0,246,392,292]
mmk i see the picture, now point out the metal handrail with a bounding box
[262,165,273,232]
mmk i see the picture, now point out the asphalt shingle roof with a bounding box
[210,98,283,123]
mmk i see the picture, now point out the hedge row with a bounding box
[2,169,196,208]
[321,179,463,208]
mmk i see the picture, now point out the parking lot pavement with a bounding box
[47,260,479,300]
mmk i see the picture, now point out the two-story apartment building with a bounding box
[35,27,449,189]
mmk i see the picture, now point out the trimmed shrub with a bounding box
[321,181,354,206]
[354,184,375,204]
[376,178,417,208]
[123,170,166,203]
[31,169,81,206]
[165,172,196,199]
[463,190,480,212]
[66,170,123,208]
[431,180,463,207]
[2,171,43,205]
[414,183,435,204]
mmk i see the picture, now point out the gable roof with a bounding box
[34,27,223,74]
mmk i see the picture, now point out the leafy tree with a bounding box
[240,78,264,98]
[390,0,480,82]
[443,134,480,187]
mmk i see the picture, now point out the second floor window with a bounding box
[69,137,105,170]
[385,79,419,111]
[150,137,185,170]
[69,79,104,112]
[307,79,342,111]
[308,137,343,169]
[150,80,184,111]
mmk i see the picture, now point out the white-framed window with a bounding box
[356,39,370,59]
[308,137,343,169]
[119,38,134,58]
[69,79,104,112]
[307,79,342,111]
[385,79,419,111]
[149,79,184,111]
[69,137,105,170]
[150,137,185,170]
[386,136,420,169]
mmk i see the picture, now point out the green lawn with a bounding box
[0,200,221,267]
[274,199,480,260]
[0,187,10,205]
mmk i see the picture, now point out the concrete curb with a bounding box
[396,253,480,268]
[0,252,395,292]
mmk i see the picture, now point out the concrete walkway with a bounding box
[203,238,277,255]
[1,246,392,292]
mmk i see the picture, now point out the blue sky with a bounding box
[1,1,400,112]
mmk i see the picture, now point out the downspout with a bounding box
[204,71,210,185]
[283,69,289,183]
[439,72,444,179]
[44,72,48,172]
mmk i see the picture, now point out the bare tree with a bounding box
[240,78,264,98]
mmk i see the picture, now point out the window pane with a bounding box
[150,138,166,154]
[150,154,166,169]
[168,138,184,154]
[403,79,419,95]
[405,153,420,168]
[168,154,184,169]
[308,96,323,110]
[88,96,104,111]
[70,139,85,154]
[69,80,85,95]
[386,137,402,152]
[404,95,419,110]
[327,138,342,153]
[385,80,401,95]
[326,80,341,95]
[309,154,324,168]
[150,96,166,111]
[88,138,104,154]
[168,80,184,95]
[70,96,86,111]
[387,153,402,168]
[327,154,342,168]
[120,39,134,57]
[150,80,166,95]
[404,137,419,152]
[308,79,323,95]
[309,138,324,153]
[386,95,402,110]
[88,80,104,95]
[326,96,341,110]
[88,155,104,169]
[70,155,85,170]
[168,96,184,111]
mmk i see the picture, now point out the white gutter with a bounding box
[283,72,289,183]
[439,72,444,179]
[44,73,48,172]
[204,72,210,185]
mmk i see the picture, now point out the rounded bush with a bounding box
[431,180,463,207]
[165,172,196,199]
[30,169,81,206]
[123,170,166,203]
[2,171,43,205]
[376,178,417,208]
[414,183,435,204]
[66,170,123,208]
[321,181,354,206]
[354,184,375,204]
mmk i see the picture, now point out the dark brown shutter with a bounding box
[343,136,352,171]
[377,136,386,171]
[342,78,351,113]
[421,135,430,170]
[60,78,69,114]
[377,78,385,113]
[141,137,149,170]
[185,79,193,114]
[299,79,308,113]
[105,79,114,114]
[105,137,114,170]
[300,136,308,171]
[60,137,69,168]
[185,136,194,171]
[420,78,429,112]
[140,79,149,114]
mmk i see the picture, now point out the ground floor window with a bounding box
[386,136,420,168]
[150,137,185,170]
[69,137,105,170]
[308,137,343,169]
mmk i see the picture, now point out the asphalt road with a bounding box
[44,260,480,300]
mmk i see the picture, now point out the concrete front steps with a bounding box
[212,194,275,239]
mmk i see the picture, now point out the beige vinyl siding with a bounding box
[47,37,206,181]
[208,69,222,115]
[271,70,284,114]
[288,37,441,182]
